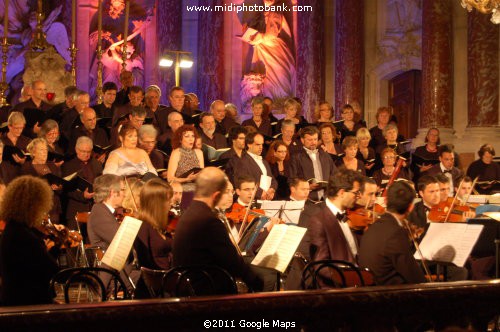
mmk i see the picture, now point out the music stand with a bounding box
[260,200,305,224]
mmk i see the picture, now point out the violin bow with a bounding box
[237,186,258,242]
[403,218,432,282]
[463,177,479,205]
[444,177,464,223]
[124,176,139,213]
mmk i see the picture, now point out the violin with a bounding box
[226,202,265,224]
[38,219,82,249]
[166,210,180,234]
[347,203,385,231]
[428,178,477,223]
[115,208,134,223]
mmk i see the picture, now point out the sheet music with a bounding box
[415,223,484,267]
[260,200,305,224]
[101,216,142,271]
[251,224,306,273]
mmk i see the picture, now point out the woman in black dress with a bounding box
[335,136,366,175]
[356,127,376,176]
[338,104,364,143]
[467,144,500,194]
[0,175,59,306]
[241,97,273,137]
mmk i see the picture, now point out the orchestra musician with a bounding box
[87,174,138,291]
[172,167,264,293]
[134,179,175,298]
[0,175,60,305]
[407,175,468,281]
[307,169,364,288]
[358,181,426,285]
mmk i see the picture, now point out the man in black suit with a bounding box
[68,107,109,157]
[87,174,138,290]
[288,126,337,202]
[199,112,228,150]
[62,136,103,229]
[157,111,184,155]
[308,169,363,267]
[219,126,247,185]
[60,90,89,142]
[359,181,426,285]
[210,100,238,136]
[408,175,469,281]
[93,82,117,119]
[114,70,133,106]
[423,144,463,196]
[172,167,263,292]
[234,132,277,200]
[47,85,78,123]
[111,86,151,127]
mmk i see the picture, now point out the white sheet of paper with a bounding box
[415,223,484,267]
[101,216,142,271]
[259,175,272,192]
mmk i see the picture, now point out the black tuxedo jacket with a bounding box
[68,126,110,155]
[423,164,463,188]
[234,152,277,199]
[358,213,426,285]
[287,149,337,201]
[172,200,263,291]
[308,202,356,264]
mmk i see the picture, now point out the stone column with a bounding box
[421,0,453,129]
[157,0,182,104]
[334,0,364,118]
[197,0,225,111]
[296,0,324,121]
[468,11,499,127]
[459,10,500,153]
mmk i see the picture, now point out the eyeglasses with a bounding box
[347,190,361,197]
[383,156,396,160]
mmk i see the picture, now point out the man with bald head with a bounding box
[157,111,184,155]
[69,107,109,156]
[210,99,238,135]
[12,80,52,138]
[173,167,264,293]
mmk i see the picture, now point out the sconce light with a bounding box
[159,50,193,86]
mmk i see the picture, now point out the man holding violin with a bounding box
[436,174,476,221]
[408,175,468,281]
[347,178,380,233]
[423,144,463,196]
[308,169,364,277]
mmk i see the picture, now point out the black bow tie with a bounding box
[336,212,346,222]
[443,169,452,174]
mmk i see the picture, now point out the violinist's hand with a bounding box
[12,154,26,164]
[83,188,94,199]
[53,224,66,232]
[54,160,64,167]
[264,217,282,232]
[51,184,63,191]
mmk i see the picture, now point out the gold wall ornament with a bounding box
[0,37,10,107]
[30,0,50,50]
[461,0,500,23]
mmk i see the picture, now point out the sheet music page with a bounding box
[483,212,500,221]
[251,224,306,273]
[415,223,484,267]
[101,216,142,271]
[260,200,305,224]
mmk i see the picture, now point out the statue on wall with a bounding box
[240,72,264,114]
[1,2,70,103]
[239,0,295,106]
[88,0,154,98]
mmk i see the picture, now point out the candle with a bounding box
[123,0,130,45]
[97,0,102,49]
[4,0,9,39]
[71,0,76,43]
